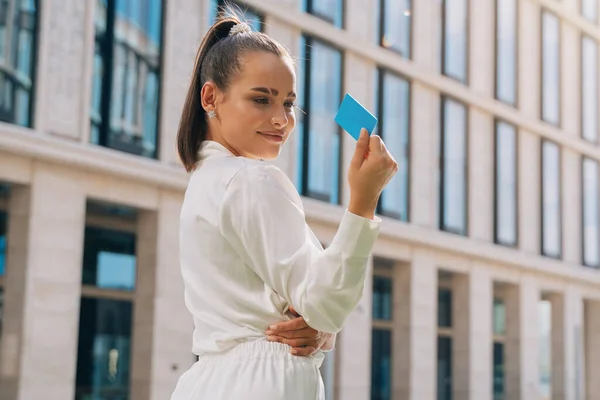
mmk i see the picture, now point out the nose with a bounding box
[270,108,288,129]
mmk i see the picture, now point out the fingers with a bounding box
[368,135,383,155]
[350,128,370,168]
[291,346,317,357]
[268,316,308,333]
[266,335,318,356]
[266,326,316,339]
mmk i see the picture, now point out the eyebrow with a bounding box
[251,87,297,98]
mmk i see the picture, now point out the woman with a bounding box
[172,10,398,400]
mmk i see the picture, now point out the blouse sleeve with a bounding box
[218,163,380,334]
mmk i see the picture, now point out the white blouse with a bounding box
[179,140,381,355]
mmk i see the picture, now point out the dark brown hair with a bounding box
[177,8,291,172]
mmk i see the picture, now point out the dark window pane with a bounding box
[297,37,342,204]
[542,11,560,125]
[493,342,505,400]
[493,298,506,335]
[91,0,163,158]
[495,121,517,246]
[82,226,136,291]
[303,0,343,27]
[437,336,453,400]
[378,0,411,57]
[583,158,599,267]
[0,0,37,127]
[372,276,393,321]
[541,141,561,258]
[371,329,392,400]
[75,297,132,400]
[378,71,410,220]
[496,0,517,104]
[443,0,468,82]
[211,0,263,32]
[438,289,452,328]
[582,0,597,23]
[582,36,598,143]
[0,210,6,276]
[441,98,467,235]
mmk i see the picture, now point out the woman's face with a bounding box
[203,51,297,160]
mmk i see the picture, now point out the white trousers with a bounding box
[171,339,325,400]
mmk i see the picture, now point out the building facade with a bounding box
[0,0,600,399]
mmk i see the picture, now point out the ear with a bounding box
[200,81,219,113]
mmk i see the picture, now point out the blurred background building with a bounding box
[0,0,599,399]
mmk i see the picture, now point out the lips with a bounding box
[258,131,284,138]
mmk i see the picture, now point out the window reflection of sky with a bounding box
[97,252,136,291]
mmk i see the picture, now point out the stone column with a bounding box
[585,300,600,400]
[0,166,86,400]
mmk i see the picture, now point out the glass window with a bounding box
[582,0,597,23]
[442,0,468,82]
[541,11,560,126]
[493,342,505,400]
[495,121,518,246]
[541,141,561,258]
[583,158,599,267]
[0,211,6,276]
[582,35,598,143]
[496,0,517,105]
[91,0,163,158]
[373,276,393,321]
[376,0,411,57]
[539,300,552,399]
[437,336,453,400]
[296,36,342,204]
[210,0,263,32]
[438,288,453,328]
[441,97,468,235]
[302,0,343,27]
[0,0,38,127]
[75,297,133,400]
[371,329,392,400]
[493,298,506,335]
[82,226,137,291]
[376,71,410,220]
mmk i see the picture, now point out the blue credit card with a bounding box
[334,93,378,141]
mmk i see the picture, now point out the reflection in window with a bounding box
[438,288,452,328]
[75,297,132,400]
[582,0,597,23]
[0,0,37,127]
[441,97,467,235]
[493,298,506,335]
[91,0,163,158]
[376,0,411,57]
[539,301,552,399]
[542,11,560,126]
[210,0,263,32]
[296,36,342,204]
[493,342,505,400]
[82,226,137,291]
[495,121,517,246]
[376,70,410,220]
[496,0,517,104]
[541,141,561,259]
[442,0,468,82]
[437,336,453,400]
[373,276,393,321]
[582,36,598,143]
[0,210,6,276]
[302,0,343,27]
[583,158,599,267]
[371,329,392,400]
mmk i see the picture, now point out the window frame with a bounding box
[375,68,411,221]
[580,33,599,144]
[304,0,344,28]
[214,0,264,31]
[376,0,412,58]
[441,0,470,84]
[92,0,166,159]
[494,0,518,106]
[540,140,563,259]
[297,34,344,205]
[493,119,519,247]
[440,95,469,236]
[581,157,600,268]
[540,9,562,127]
[581,0,598,24]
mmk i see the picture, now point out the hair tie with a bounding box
[229,22,252,36]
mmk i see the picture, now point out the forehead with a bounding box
[234,51,296,91]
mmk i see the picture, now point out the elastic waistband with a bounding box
[197,338,324,366]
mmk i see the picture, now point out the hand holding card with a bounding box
[334,94,378,141]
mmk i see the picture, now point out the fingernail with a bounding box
[291,349,298,355]
[265,330,273,335]
[269,325,277,331]
[267,336,276,341]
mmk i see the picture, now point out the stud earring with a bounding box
[207,110,217,119]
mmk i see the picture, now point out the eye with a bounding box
[284,101,296,109]
[254,98,269,105]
